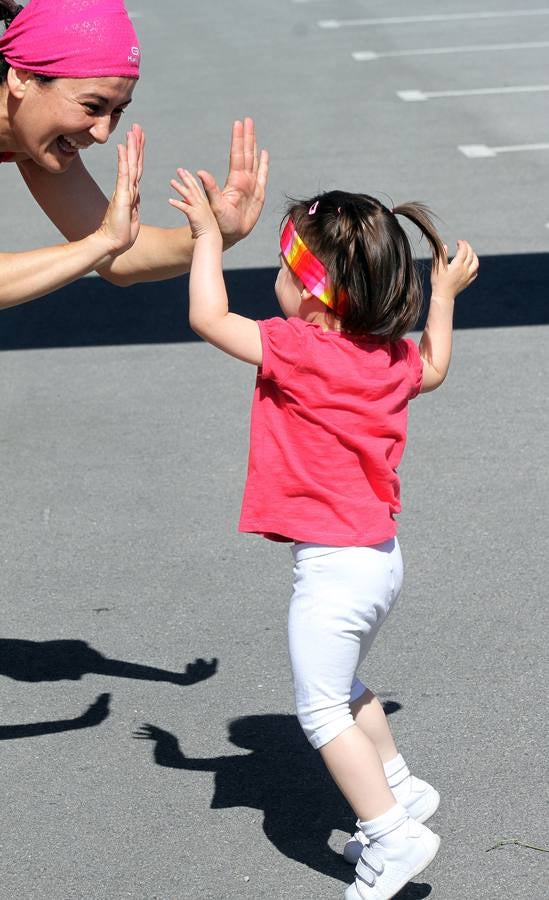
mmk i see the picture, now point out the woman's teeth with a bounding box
[57,136,87,153]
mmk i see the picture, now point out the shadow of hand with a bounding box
[78,693,111,727]
[133,723,167,742]
[174,657,218,685]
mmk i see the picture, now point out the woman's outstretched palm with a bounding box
[99,125,144,255]
[201,118,269,247]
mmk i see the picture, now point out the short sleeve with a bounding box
[403,338,423,398]
[258,317,306,386]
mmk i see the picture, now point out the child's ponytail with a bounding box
[391,202,446,267]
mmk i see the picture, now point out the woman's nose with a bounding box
[89,116,111,144]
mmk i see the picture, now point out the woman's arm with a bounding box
[1,137,141,309]
[17,119,268,287]
[419,240,479,392]
[169,167,265,366]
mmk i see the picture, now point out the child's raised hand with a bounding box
[169,168,221,241]
[431,240,479,299]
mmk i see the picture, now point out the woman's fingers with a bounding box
[229,117,257,173]
[243,117,256,172]
[256,148,269,191]
[115,142,129,193]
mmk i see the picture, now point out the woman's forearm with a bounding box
[96,222,195,285]
[18,155,196,287]
[0,232,118,309]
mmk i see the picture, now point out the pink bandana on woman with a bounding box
[0,0,140,79]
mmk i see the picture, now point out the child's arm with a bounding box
[419,240,479,393]
[169,167,268,365]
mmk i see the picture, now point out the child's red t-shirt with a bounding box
[238,317,423,547]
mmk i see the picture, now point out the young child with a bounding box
[169,162,478,900]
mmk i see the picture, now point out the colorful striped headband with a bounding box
[280,218,338,310]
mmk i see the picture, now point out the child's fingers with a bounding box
[170,169,202,202]
[168,197,191,214]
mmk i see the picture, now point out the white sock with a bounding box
[384,753,412,800]
[358,802,408,845]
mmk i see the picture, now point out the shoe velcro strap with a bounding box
[356,846,384,883]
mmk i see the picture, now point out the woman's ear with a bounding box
[6,67,33,99]
[300,287,314,301]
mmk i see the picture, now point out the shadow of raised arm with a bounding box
[0,692,111,740]
[133,723,223,770]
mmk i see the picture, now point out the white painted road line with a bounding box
[398,85,549,102]
[320,8,549,29]
[459,142,549,158]
[353,41,549,62]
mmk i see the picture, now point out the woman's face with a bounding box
[8,72,136,172]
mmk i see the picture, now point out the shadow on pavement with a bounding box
[0,692,110,740]
[0,252,547,351]
[0,638,217,685]
[133,707,430,897]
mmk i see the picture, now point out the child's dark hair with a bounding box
[283,190,445,340]
[0,1,54,84]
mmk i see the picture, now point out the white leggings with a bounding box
[288,539,403,750]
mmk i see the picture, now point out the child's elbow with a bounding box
[188,313,211,341]
[420,365,448,393]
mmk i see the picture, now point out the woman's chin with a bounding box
[34,141,79,172]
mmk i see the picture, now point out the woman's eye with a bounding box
[112,108,125,118]
[84,104,100,113]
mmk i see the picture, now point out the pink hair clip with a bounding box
[308,201,319,215]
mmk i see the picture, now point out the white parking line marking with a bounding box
[320,9,549,29]
[353,41,549,62]
[398,85,549,102]
[459,142,549,158]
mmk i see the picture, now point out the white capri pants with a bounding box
[288,538,403,750]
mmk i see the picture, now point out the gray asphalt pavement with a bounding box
[1,2,548,899]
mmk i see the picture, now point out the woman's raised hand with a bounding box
[196,118,269,248]
[97,125,143,256]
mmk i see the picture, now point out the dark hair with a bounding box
[0,0,21,80]
[283,190,445,340]
[0,1,54,84]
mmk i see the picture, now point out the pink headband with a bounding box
[280,218,347,311]
[0,0,140,79]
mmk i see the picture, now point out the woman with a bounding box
[0,0,268,309]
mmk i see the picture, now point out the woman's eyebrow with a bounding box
[80,94,133,106]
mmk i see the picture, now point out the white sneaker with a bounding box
[344,818,440,900]
[343,778,440,864]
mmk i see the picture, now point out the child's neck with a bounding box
[298,298,340,333]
